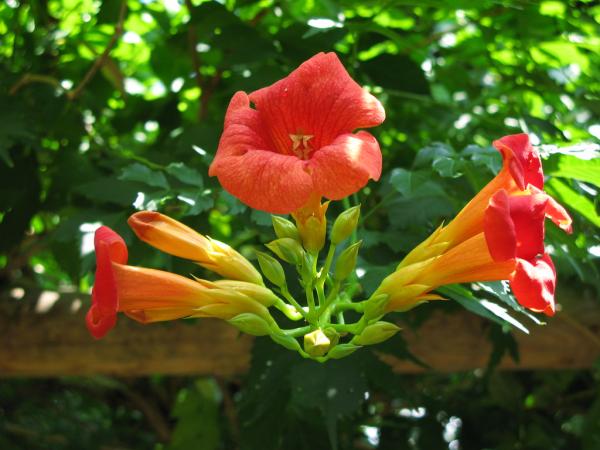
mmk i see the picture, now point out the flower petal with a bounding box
[209,92,314,214]
[85,226,128,339]
[308,131,382,200]
[493,133,544,190]
[510,254,556,316]
[248,52,385,153]
[507,193,547,260]
[484,189,517,261]
[528,185,573,233]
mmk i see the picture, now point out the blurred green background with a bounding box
[1,0,600,449]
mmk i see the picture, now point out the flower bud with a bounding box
[303,328,331,357]
[256,251,286,288]
[197,279,279,307]
[334,241,362,282]
[353,321,400,346]
[291,197,329,254]
[266,238,304,265]
[323,327,340,348]
[327,343,361,359]
[272,216,300,241]
[271,333,301,351]
[331,206,360,245]
[363,294,389,321]
[228,313,273,336]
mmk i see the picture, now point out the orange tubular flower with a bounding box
[85,226,271,339]
[208,52,385,214]
[378,133,572,316]
[128,211,263,285]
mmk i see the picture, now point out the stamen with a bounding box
[289,134,314,159]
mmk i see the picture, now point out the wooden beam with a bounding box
[1,289,599,377]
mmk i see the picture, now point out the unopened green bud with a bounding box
[303,329,331,357]
[228,313,273,336]
[256,251,286,288]
[331,206,361,245]
[363,294,390,321]
[327,343,361,359]
[353,321,401,346]
[272,216,300,241]
[271,333,301,351]
[323,327,340,348]
[266,238,304,265]
[334,241,362,282]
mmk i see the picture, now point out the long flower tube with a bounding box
[376,134,572,316]
[85,226,274,339]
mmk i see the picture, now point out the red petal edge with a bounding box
[510,253,556,317]
[85,226,128,339]
[493,133,544,191]
[484,189,517,261]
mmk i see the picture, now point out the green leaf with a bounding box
[119,163,170,190]
[545,178,600,227]
[169,379,221,450]
[546,154,600,188]
[166,162,204,188]
[439,285,529,333]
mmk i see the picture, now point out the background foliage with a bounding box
[1,0,599,448]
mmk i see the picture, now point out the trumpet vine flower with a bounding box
[86,225,274,339]
[377,134,571,316]
[208,52,385,214]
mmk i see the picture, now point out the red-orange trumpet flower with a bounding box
[377,134,571,316]
[209,52,385,214]
[85,226,273,339]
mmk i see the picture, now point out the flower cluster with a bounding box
[86,52,572,360]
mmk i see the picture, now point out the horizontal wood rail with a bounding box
[1,287,599,377]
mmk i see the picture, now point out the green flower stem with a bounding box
[280,287,308,320]
[318,244,336,286]
[316,280,341,326]
[305,284,317,321]
[336,311,345,324]
[273,299,304,321]
[281,325,312,338]
[333,300,366,313]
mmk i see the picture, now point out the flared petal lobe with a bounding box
[248,52,385,153]
[209,52,385,214]
[493,133,543,190]
[86,226,128,339]
[309,131,382,200]
[510,254,556,316]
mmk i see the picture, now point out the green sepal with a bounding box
[272,215,300,241]
[333,241,362,282]
[228,313,273,336]
[256,251,286,288]
[331,205,360,245]
[271,333,301,351]
[266,238,304,265]
[353,321,401,346]
[327,343,362,359]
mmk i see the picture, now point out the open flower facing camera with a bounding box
[86,53,572,361]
